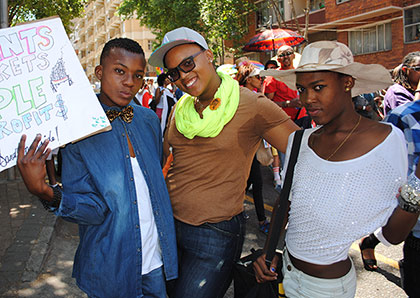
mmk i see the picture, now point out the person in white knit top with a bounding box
[254,41,420,297]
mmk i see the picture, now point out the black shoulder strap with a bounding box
[265,129,304,261]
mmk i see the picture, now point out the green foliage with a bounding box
[118,0,255,61]
[119,0,202,42]
[8,0,86,33]
[200,0,255,61]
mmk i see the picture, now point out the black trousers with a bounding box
[246,157,266,222]
[401,232,420,297]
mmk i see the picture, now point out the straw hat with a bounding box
[261,41,393,97]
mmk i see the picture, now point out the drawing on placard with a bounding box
[55,94,68,120]
[0,17,111,172]
[91,116,108,128]
[50,50,73,92]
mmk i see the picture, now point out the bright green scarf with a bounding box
[174,70,240,139]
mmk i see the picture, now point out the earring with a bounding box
[345,87,350,92]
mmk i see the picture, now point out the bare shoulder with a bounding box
[359,118,392,145]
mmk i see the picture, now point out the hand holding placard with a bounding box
[0,17,111,172]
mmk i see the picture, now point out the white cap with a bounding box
[149,27,209,68]
[247,68,261,79]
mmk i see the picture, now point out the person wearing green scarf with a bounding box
[174,69,240,139]
[149,27,298,298]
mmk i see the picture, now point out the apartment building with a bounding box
[246,0,419,69]
[70,0,157,86]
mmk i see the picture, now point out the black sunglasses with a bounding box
[166,49,206,82]
[278,51,293,58]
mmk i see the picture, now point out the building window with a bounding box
[148,40,153,51]
[256,0,284,28]
[310,0,325,11]
[404,5,420,43]
[336,0,349,3]
[348,23,392,55]
[256,1,269,28]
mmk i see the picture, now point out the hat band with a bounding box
[297,63,345,70]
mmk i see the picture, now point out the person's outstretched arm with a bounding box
[381,163,420,244]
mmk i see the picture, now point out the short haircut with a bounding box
[264,60,278,70]
[157,73,168,86]
[100,38,145,65]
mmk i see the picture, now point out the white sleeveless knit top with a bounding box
[284,124,407,265]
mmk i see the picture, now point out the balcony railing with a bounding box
[108,14,121,29]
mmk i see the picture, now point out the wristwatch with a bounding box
[39,184,62,211]
[399,183,420,213]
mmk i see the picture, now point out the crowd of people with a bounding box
[15,24,420,298]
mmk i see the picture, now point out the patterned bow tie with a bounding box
[105,106,134,123]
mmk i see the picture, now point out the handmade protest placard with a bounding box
[0,17,111,172]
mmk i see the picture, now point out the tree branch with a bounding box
[288,0,302,35]
[268,0,287,28]
[304,0,310,42]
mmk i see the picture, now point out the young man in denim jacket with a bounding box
[17,38,177,298]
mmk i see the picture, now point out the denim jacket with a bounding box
[56,102,177,298]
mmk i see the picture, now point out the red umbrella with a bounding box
[243,28,306,52]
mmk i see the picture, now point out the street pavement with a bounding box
[0,168,60,297]
[0,166,407,297]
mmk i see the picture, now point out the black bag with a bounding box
[233,129,304,298]
[233,249,285,298]
[149,99,157,112]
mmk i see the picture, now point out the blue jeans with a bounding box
[141,266,167,298]
[168,213,246,298]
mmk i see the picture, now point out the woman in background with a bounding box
[236,62,270,234]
